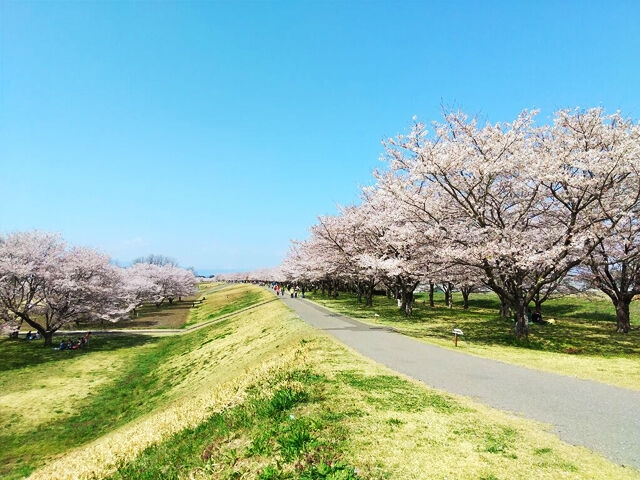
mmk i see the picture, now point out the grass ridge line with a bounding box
[26,298,279,337]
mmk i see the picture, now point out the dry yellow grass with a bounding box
[28,297,313,480]
[306,338,639,480]
[422,336,640,391]
[183,282,273,328]
[0,344,151,436]
[23,285,639,480]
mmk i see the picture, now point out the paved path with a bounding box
[280,295,640,469]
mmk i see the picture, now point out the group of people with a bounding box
[271,283,304,298]
[56,332,91,351]
[24,331,42,340]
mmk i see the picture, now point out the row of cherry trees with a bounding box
[282,109,640,337]
[215,267,285,284]
[0,231,197,345]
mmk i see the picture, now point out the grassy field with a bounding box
[0,284,301,479]
[73,282,226,330]
[182,282,274,328]
[2,284,637,479]
[305,290,640,390]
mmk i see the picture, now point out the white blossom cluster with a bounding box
[283,108,640,335]
[0,232,197,343]
[215,267,286,283]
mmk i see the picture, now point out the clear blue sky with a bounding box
[1,1,639,273]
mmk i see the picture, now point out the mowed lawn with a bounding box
[2,284,637,480]
[306,290,640,390]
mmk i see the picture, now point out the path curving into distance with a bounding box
[279,295,640,469]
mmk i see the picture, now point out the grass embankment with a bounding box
[0,284,288,478]
[306,291,640,390]
[3,284,637,479]
[74,282,226,330]
[106,336,638,480]
[182,282,273,328]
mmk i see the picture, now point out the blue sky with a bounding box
[1,1,639,273]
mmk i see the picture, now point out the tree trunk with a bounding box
[365,284,374,307]
[534,298,543,313]
[356,283,362,303]
[400,289,414,316]
[513,299,529,339]
[499,296,512,320]
[429,281,435,307]
[614,300,631,333]
[19,314,52,347]
[168,298,174,305]
[462,290,469,310]
[442,283,453,308]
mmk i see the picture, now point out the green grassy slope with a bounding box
[182,282,274,328]
[0,285,299,479]
[3,284,637,479]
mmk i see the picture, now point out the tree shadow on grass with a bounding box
[0,334,157,373]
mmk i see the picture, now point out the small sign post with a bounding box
[453,328,464,347]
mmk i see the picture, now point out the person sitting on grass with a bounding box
[53,339,69,351]
[26,331,33,340]
[531,310,544,324]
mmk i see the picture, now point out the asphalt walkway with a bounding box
[280,295,640,469]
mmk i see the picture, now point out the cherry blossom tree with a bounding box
[215,267,285,284]
[145,264,197,306]
[281,243,316,288]
[380,108,640,337]
[0,232,131,346]
[584,211,640,332]
[132,254,178,266]
[309,207,384,304]
[121,263,162,315]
